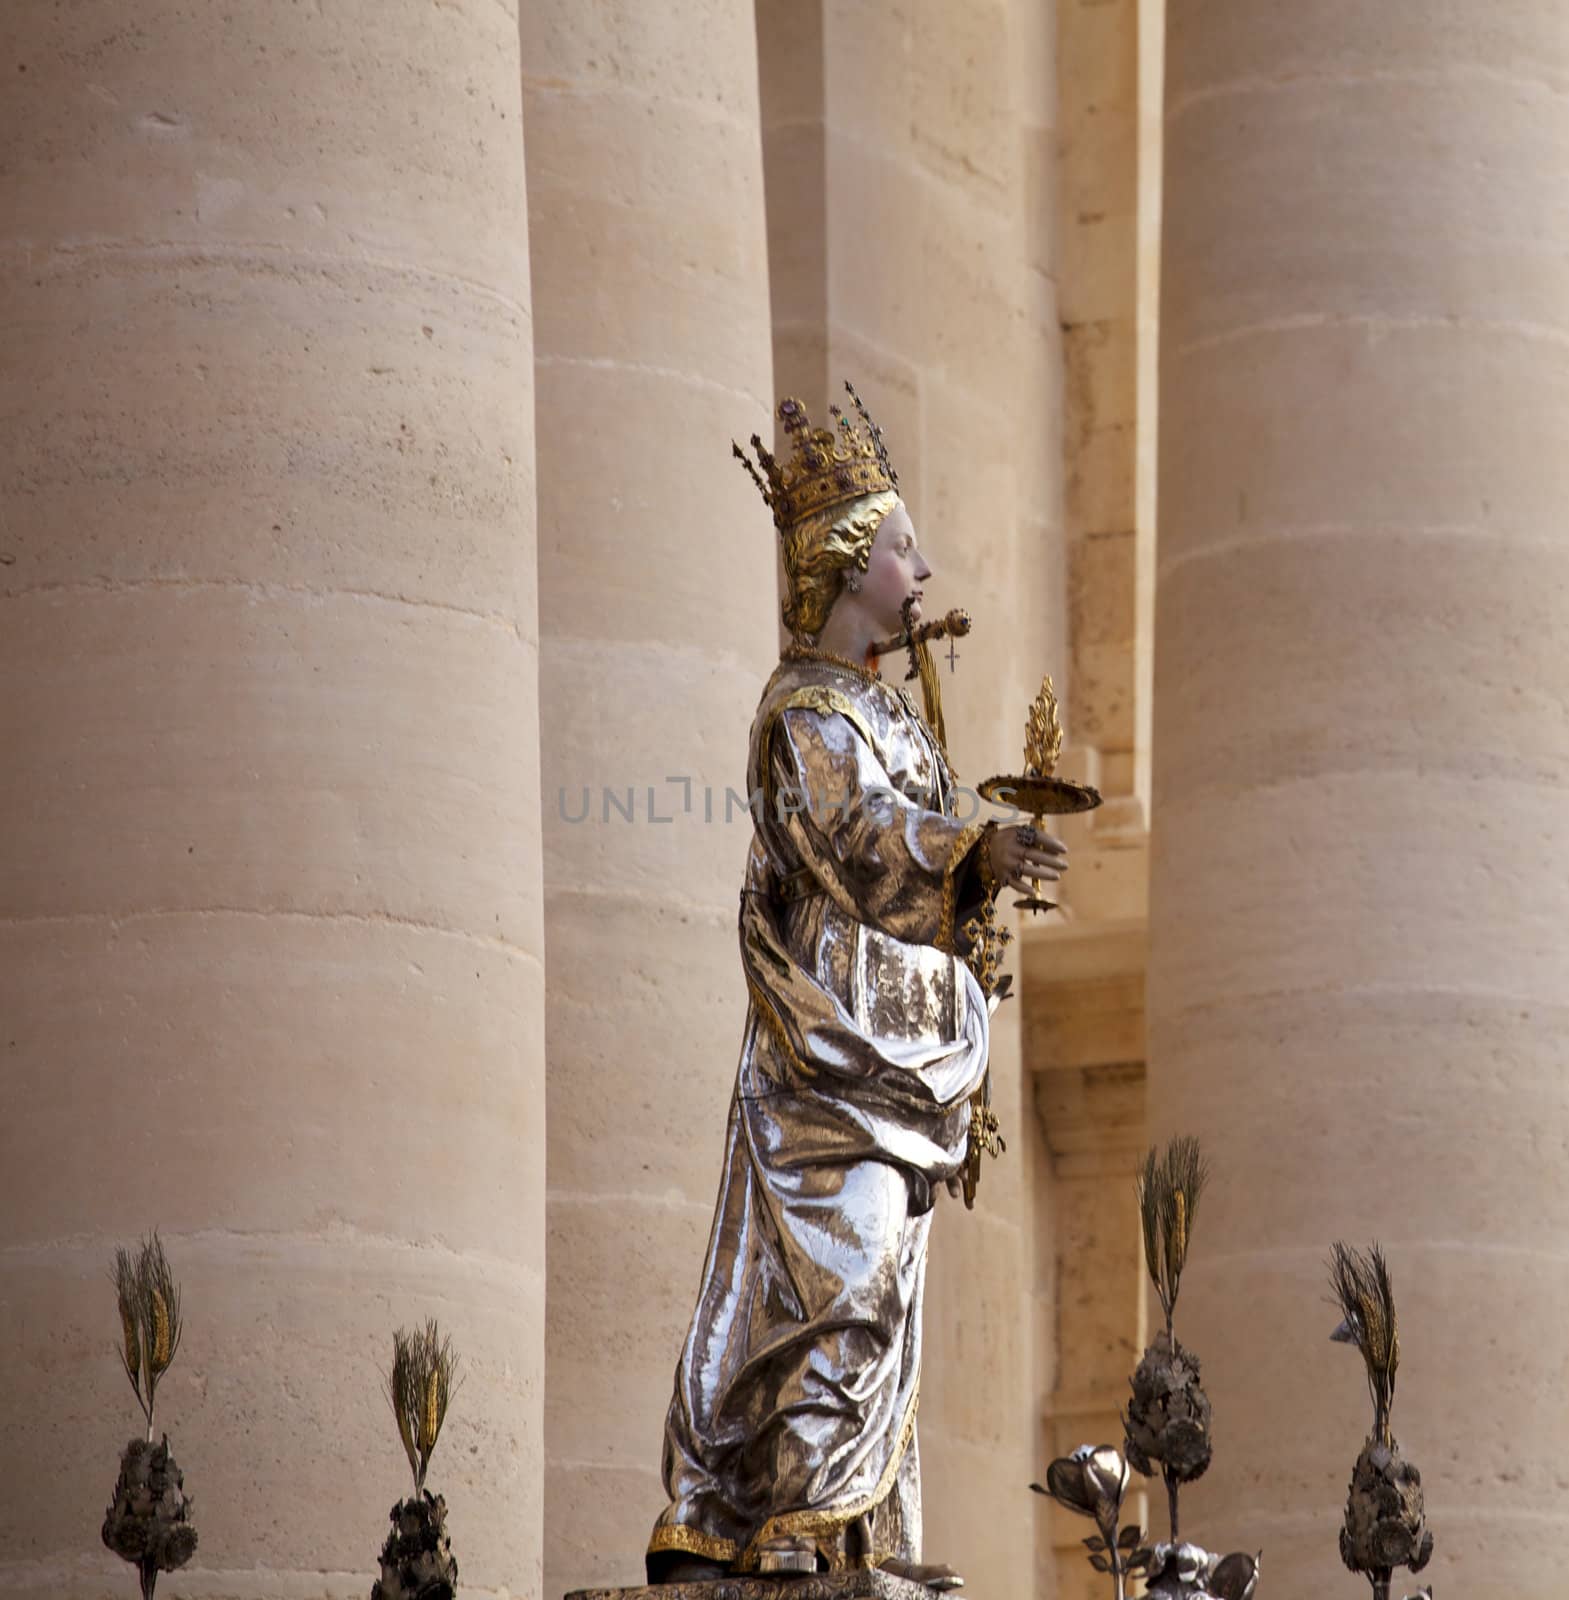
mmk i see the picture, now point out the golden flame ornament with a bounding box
[978,671,1101,914]
[1023,675,1064,778]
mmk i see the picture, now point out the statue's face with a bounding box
[859,501,932,633]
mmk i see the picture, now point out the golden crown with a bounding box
[733,382,900,534]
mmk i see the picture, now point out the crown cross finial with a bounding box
[843,380,899,493]
[731,441,774,513]
[733,385,900,535]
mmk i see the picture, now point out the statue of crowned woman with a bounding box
[644,388,1068,1589]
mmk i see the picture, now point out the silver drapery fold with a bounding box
[648,657,991,1575]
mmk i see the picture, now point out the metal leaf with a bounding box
[1044,1457,1096,1517]
[1209,1551,1261,1600]
[1411,1529,1434,1573]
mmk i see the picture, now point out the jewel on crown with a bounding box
[733,381,900,534]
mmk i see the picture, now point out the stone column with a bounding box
[518,9,778,1594]
[0,6,545,1598]
[1150,6,1569,1593]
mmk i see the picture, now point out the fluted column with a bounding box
[518,9,778,1594]
[0,7,545,1598]
[1150,6,1569,1593]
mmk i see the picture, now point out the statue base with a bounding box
[569,1572,954,1600]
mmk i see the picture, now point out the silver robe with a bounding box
[648,654,992,1576]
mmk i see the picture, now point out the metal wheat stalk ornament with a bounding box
[1037,1141,1257,1600]
[372,1319,463,1600]
[1126,1136,1213,1541]
[101,1234,197,1599]
[1329,1244,1433,1600]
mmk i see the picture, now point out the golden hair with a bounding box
[781,489,899,640]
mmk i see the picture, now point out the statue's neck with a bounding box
[812,608,877,668]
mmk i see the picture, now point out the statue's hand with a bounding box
[987,822,1067,895]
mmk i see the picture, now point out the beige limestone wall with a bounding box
[1059,0,1141,804]
[1029,0,1157,1590]
[0,5,546,1599]
[1025,924,1148,1600]
[759,3,1063,1594]
[519,7,778,1594]
[1046,0,1153,967]
[1150,5,1569,1594]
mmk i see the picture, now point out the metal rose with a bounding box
[1039,1444,1130,1528]
[1142,1541,1260,1600]
[1033,1446,1139,1600]
[1081,1444,1131,1512]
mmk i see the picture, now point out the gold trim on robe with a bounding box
[646,1524,741,1565]
[735,1382,921,1572]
